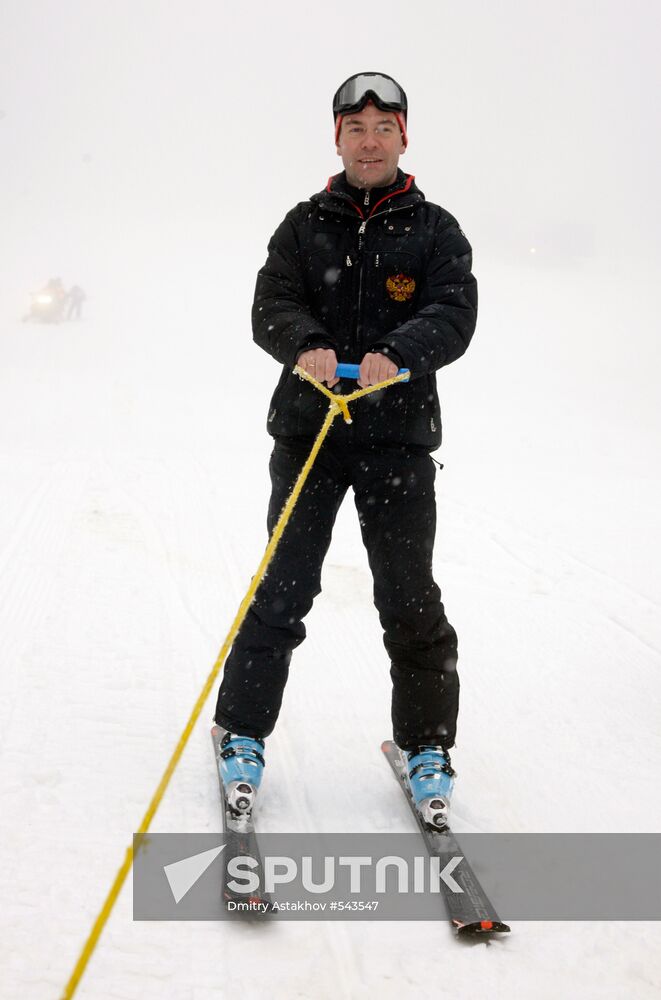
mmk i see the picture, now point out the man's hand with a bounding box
[358,352,398,388]
[297,348,339,388]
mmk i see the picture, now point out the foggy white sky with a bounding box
[1,0,660,302]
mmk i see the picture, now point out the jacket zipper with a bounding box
[355,195,370,336]
[356,240,365,347]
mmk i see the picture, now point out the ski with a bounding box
[211,725,273,916]
[381,740,511,936]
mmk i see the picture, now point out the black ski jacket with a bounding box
[253,170,477,450]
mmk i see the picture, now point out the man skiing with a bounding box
[66,284,86,321]
[214,72,477,831]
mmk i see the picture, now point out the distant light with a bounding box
[529,247,537,254]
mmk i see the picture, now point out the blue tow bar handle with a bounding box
[335,363,410,381]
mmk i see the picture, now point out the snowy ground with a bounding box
[1,256,660,999]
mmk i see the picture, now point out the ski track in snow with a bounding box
[448,494,661,650]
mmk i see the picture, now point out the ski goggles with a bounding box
[333,73,408,146]
[333,72,408,117]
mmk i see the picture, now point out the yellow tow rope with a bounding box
[60,364,408,999]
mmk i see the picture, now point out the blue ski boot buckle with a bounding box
[217,731,265,817]
[405,746,456,831]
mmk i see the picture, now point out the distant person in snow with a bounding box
[66,285,86,321]
[214,72,477,831]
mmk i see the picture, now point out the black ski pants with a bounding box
[215,433,459,750]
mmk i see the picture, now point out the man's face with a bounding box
[336,102,406,189]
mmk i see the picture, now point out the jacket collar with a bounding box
[310,169,424,220]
